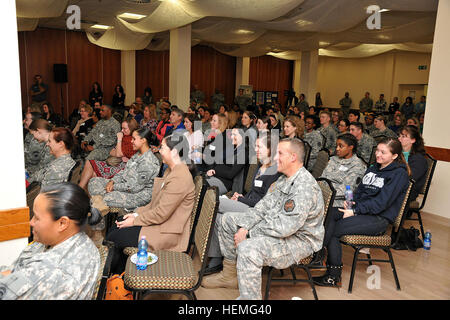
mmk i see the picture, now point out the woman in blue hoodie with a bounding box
[313,138,410,287]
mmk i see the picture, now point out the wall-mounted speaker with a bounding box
[53,64,68,83]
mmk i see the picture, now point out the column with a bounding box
[292,59,301,100]
[422,0,450,219]
[121,50,136,106]
[169,24,191,110]
[299,50,318,106]
[235,57,250,95]
[0,0,29,265]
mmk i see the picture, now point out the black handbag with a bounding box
[391,226,423,251]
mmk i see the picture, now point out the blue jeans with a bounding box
[324,207,389,276]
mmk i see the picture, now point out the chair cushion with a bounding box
[297,255,313,265]
[340,234,391,247]
[409,201,420,209]
[123,250,196,291]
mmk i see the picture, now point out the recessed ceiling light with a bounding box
[117,13,147,20]
[233,29,255,35]
[379,9,390,13]
[90,24,112,30]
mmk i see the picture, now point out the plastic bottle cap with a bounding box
[346,185,351,190]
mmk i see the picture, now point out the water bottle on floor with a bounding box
[345,185,353,209]
[423,231,431,250]
[136,236,148,270]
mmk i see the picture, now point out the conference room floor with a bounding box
[140,211,450,300]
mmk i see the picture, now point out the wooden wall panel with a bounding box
[66,31,103,116]
[249,55,293,108]
[18,28,121,119]
[135,49,169,104]
[20,28,66,115]
[102,48,121,106]
[191,45,236,108]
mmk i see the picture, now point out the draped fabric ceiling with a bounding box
[16,0,436,59]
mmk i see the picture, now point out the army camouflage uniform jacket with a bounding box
[28,154,76,187]
[0,232,100,300]
[320,154,367,207]
[83,117,121,161]
[234,167,324,262]
[304,130,324,170]
[357,133,377,164]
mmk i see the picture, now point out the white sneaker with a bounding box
[359,248,370,254]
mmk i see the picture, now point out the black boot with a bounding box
[312,264,342,287]
[311,247,327,266]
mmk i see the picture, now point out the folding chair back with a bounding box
[311,149,330,179]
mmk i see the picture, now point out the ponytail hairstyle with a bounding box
[40,182,102,227]
[51,127,75,152]
[378,137,411,176]
[135,126,157,147]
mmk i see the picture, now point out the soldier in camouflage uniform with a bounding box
[234,89,252,111]
[0,183,100,300]
[339,92,352,119]
[349,122,377,164]
[320,133,367,207]
[295,93,309,114]
[202,138,324,300]
[318,111,337,153]
[24,132,52,175]
[370,115,398,139]
[28,154,75,187]
[88,131,160,211]
[304,115,324,170]
[190,84,205,104]
[82,105,121,161]
[211,89,225,113]
[359,92,374,113]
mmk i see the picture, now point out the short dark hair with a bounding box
[349,110,360,121]
[350,121,364,131]
[336,133,358,154]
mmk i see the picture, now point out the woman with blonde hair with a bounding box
[226,110,239,129]
[283,115,305,139]
[140,104,158,133]
[72,104,94,142]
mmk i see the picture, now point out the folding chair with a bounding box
[340,179,414,293]
[123,186,219,300]
[407,153,437,239]
[310,149,330,179]
[93,240,115,300]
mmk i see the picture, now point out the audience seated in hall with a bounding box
[27,127,76,188]
[313,138,409,287]
[89,127,160,216]
[204,133,282,275]
[78,118,139,190]
[106,134,195,274]
[202,138,324,300]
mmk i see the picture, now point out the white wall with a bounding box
[422,0,450,219]
[0,0,29,266]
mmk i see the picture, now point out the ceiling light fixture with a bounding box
[90,24,112,30]
[233,29,255,35]
[379,9,390,13]
[117,13,147,20]
[295,19,313,27]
